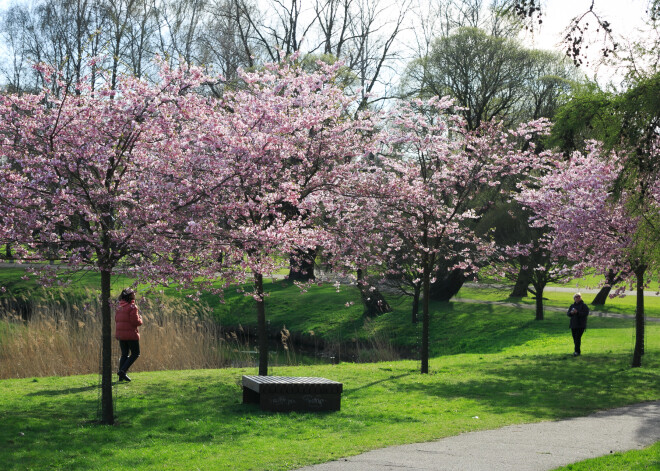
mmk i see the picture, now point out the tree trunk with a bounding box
[531,282,545,321]
[100,269,114,425]
[421,256,431,374]
[287,247,317,282]
[429,267,465,301]
[632,264,646,368]
[591,286,612,306]
[592,269,627,306]
[412,281,421,324]
[510,265,531,297]
[5,243,13,262]
[356,269,392,317]
[535,288,544,321]
[254,272,268,376]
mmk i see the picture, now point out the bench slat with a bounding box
[243,375,342,392]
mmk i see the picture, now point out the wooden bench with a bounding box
[242,375,343,412]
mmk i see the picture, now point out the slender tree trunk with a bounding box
[421,254,432,374]
[412,281,421,324]
[254,272,268,376]
[510,265,531,297]
[632,264,646,368]
[100,268,114,425]
[535,289,544,321]
[532,282,545,321]
[4,243,12,262]
[49,243,56,265]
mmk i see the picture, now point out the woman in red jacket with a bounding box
[115,288,143,382]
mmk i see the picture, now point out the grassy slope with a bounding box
[0,267,135,303]
[3,266,657,348]
[458,285,660,318]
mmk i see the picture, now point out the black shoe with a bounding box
[118,371,131,382]
[573,352,580,357]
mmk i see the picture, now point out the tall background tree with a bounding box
[400,18,576,301]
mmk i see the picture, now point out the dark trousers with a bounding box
[118,340,140,373]
[572,328,585,354]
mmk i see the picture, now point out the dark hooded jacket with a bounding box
[567,300,589,329]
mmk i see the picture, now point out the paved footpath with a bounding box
[451,297,660,323]
[294,401,660,471]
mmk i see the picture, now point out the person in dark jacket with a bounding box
[567,292,589,356]
[115,288,143,382]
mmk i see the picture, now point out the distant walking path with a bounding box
[462,282,660,297]
[295,401,660,471]
[451,297,660,323]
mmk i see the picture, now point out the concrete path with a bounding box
[294,401,660,471]
[462,282,660,297]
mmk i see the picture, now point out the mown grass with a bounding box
[1,266,659,470]
[554,442,660,470]
[1,305,659,471]
[544,273,660,292]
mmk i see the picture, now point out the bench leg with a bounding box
[243,387,260,404]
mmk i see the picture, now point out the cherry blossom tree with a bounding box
[0,61,216,424]
[345,97,552,374]
[193,56,381,376]
[516,143,657,366]
[318,170,398,318]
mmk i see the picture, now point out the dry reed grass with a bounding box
[0,294,402,379]
[0,294,254,379]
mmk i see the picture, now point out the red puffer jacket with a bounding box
[115,300,143,341]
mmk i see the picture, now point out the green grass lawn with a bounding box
[1,305,659,470]
[1,267,659,470]
[545,273,660,292]
[554,442,660,470]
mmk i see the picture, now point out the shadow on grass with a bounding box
[25,383,100,396]
[424,301,645,359]
[424,302,560,356]
[1,377,243,470]
[405,353,658,419]
[343,373,412,396]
